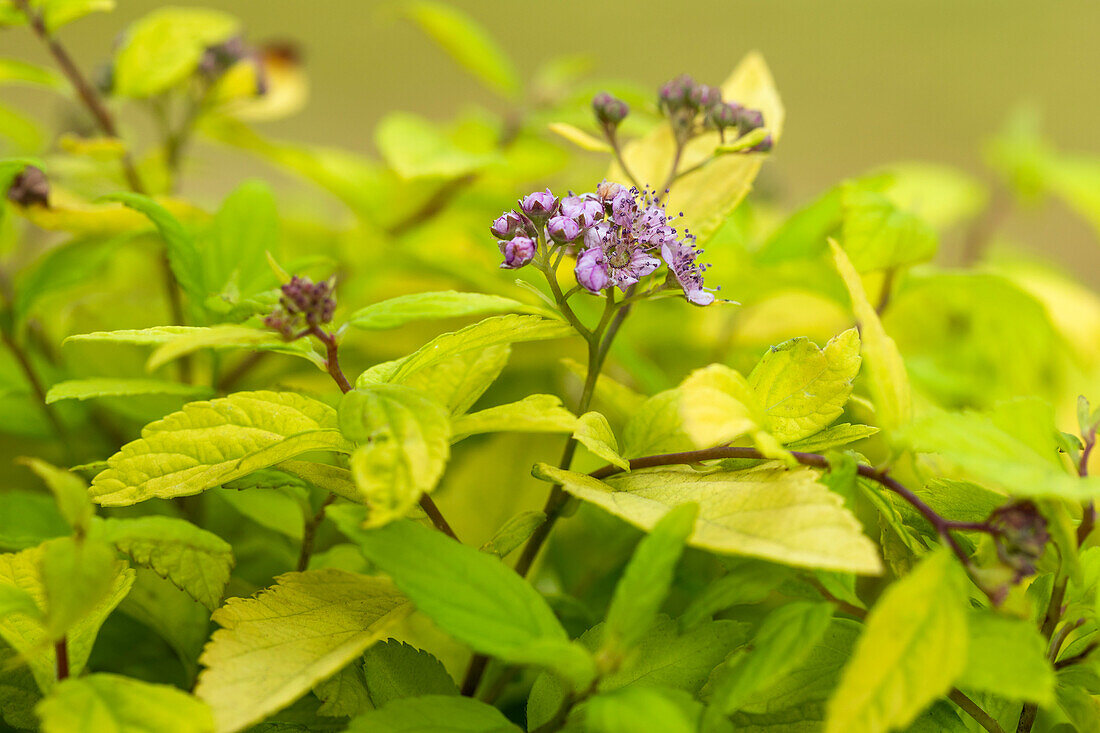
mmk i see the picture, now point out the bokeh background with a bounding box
[5,0,1100,279]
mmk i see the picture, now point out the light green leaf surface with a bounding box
[37,673,214,733]
[348,694,520,732]
[581,687,697,733]
[91,391,351,506]
[450,394,576,442]
[361,639,458,708]
[194,569,411,733]
[18,458,93,535]
[40,537,121,638]
[536,463,882,574]
[959,612,1054,705]
[347,291,548,330]
[479,511,546,559]
[840,186,938,272]
[45,378,212,404]
[574,412,629,470]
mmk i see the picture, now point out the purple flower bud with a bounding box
[989,501,1049,580]
[707,102,742,130]
[560,195,603,228]
[499,236,536,269]
[575,247,611,293]
[279,275,337,325]
[547,215,582,244]
[658,74,695,112]
[6,166,49,208]
[746,134,774,153]
[490,210,523,240]
[689,84,721,110]
[519,189,558,222]
[610,188,639,228]
[738,108,765,135]
[592,92,629,126]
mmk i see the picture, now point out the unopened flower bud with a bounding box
[490,210,523,240]
[547,215,582,244]
[499,236,536,269]
[738,107,765,135]
[707,102,742,130]
[658,74,695,113]
[560,195,603,227]
[746,134,774,153]
[7,166,49,207]
[989,500,1049,579]
[592,92,629,126]
[519,189,558,223]
[689,84,721,110]
[279,275,336,326]
[199,35,250,78]
[575,246,610,293]
[595,179,623,202]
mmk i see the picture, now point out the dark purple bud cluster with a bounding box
[592,92,630,128]
[655,73,769,149]
[6,166,49,208]
[264,275,336,338]
[988,500,1049,581]
[199,36,251,78]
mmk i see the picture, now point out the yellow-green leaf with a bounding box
[37,673,213,733]
[194,569,411,733]
[91,391,351,506]
[548,122,612,152]
[574,412,629,471]
[450,394,576,442]
[535,463,882,575]
[347,290,549,330]
[18,458,93,535]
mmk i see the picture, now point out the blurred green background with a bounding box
[5,0,1100,276]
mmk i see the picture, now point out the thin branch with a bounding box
[55,637,69,681]
[950,689,1005,733]
[1055,641,1099,670]
[419,495,459,542]
[296,494,336,572]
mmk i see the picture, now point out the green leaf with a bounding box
[0,57,65,89]
[348,694,520,732]
[113,7,239,97]
[35,0,114,32]
[574,412,629,470]
[18,458,93,535]
[13,234,119,325]
[784,423,879,453]
[825,548,969,733]
[118,568,209,682]
[375,112,502,180]
[45,378,213,404]
[92,516,233,611]
[277,460,363,504]
[366,315,572,387]
[403,1,520,97]
[100,193,205,314]
[748,329,861,443]
[0,540,134,691]
[711,602,833,714]
[91,391,352,506]
[0,491,69,550]
[36,673,214,733]
[361,640,458,708]
[830,240,911,432]
[581,687,697,733]
[194,569,411,733]
[0,583,41,621]
[840,186,938,272]
[204,180,279,298]
[535,463,882,574]
[401,344,511,416]
[547,122,612,152]
[143,325,325,372]
[0,647,40,729]
[479,511,546,559]
[340,385,450,528]
[561,358,646,420]
[347,291,548,330]
[679,559,789,630]
[314,663,371,718]
[450,394,576,442]
[959,612,1054,705]
[896,408,1100,499]
[350,519,595,689]
[602,503,698,660]
[41,537,122,638]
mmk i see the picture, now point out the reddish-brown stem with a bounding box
[297,494,337,572]
[55,637,69,681]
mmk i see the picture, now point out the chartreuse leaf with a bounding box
[100,193,205,312]
[36,673,214,733]
[350,519,596,690]
[112,7,239,98]
[91,516,233,611]
[0,491,69,551]
[709,602,833,716]
[365,315,572,388]
[314,663,371,718]
[548,122,612,152]
[748,329,861,443]
[277,460,362,504]
[0,583,41,620]
[45,378,212,404]
[203,180,278,298]
[375,112,502,179]
[535,463,882,574]
[825,548,969,733]
[361,639,458,707]
[91,391,351,506]
[479,511,546,559]
[574,412,629,470]
[612,52,783,244]
[840,185,938,272]
[194,569,411,733]
[830,240,911,432]
[348,694,520,732]
[898,408,1100,499]
[118,569,208,682]
[601,504,698,663]
[403,1,520,98]
[18,458,93,535]
[347,291,549,330]
[561,358,646,420]
[581,687,697,733]
[959,612,1054,704]
[680,559,789,630]
[0,58,65,89]
[784,423,879,453]
[402,344,511,416]
[0,540,134,691]
[339,385,450,528]
[40,537,122,639]
[34,0,115,32]
[449,394,576,442]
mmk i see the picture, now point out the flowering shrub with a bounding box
[1,2,1100,733]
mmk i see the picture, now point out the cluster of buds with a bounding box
[264,276,336,339]
[655,73,770,151]
[490,181,716,305]
[591,92,630,131]
[199,35,269,95]
[987,500,1049,582]
[6,166,49,208]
